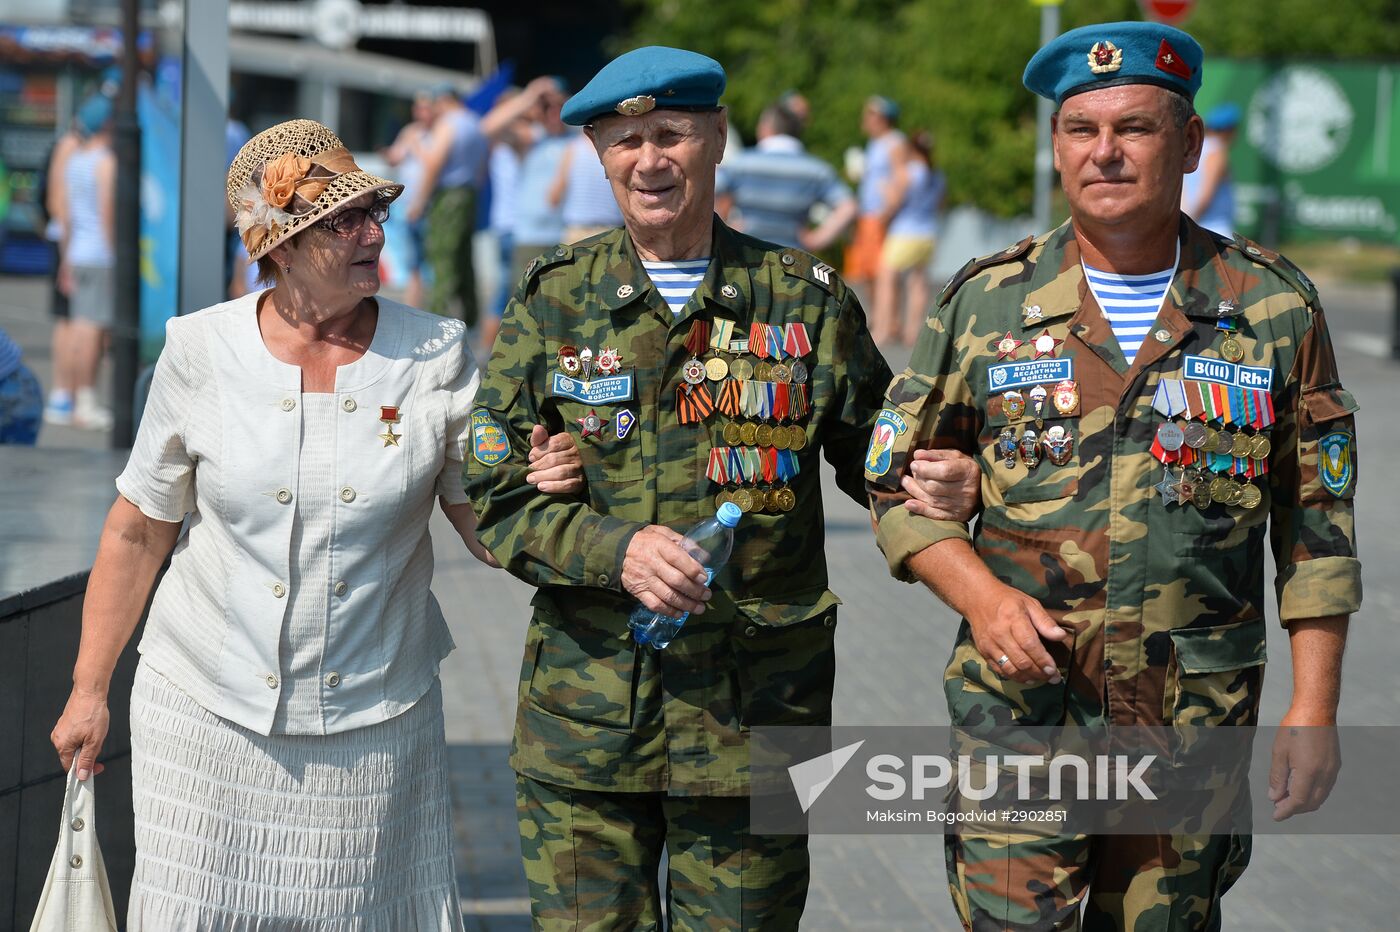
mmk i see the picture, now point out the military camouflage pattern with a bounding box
[867,217,1360,930]
[465,218,890,796]
[517,776,809,930]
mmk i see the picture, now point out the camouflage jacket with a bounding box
[466,218,890,794]
[868,217,1360,728]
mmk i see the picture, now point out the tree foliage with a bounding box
[621,0,1400,218]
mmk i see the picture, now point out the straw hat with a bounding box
[227,119,403,261]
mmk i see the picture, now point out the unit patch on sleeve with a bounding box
[471,409,511,466]
[865,408,910,480]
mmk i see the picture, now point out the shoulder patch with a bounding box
[471,408,511,466]
[780,250,843,297]
[1230,234,1318,306]
[937,234,1035,307]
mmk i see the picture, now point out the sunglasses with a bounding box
[315,202,390,236]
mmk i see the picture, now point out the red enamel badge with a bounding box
[380,406,400,423]
[1155,39,1192,79]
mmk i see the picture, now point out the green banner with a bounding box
[1198,60,1400,245]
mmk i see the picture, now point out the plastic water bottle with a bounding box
[628,502,743,649]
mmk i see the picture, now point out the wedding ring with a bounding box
[996,654,1011,667]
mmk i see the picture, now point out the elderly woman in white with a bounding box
[49,120,579,930]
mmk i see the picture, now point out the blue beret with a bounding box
[1205,102,1241,131]
[1023,21,1203,107]
[561,46,726,126]
[75,93,113,137]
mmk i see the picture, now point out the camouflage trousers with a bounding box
[943,631,1252,931]
[425,184,478,326]
[517,776,809,930]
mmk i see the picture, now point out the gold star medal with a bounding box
[379,405,402,447]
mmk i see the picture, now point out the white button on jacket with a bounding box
[116,293,479,735]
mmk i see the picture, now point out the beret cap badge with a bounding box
[616,95,657,117]
[1087,41,1123,74]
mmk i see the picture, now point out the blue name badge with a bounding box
[1182,355,1273,391]
[987,358,1074,392]
[550,371,635,405]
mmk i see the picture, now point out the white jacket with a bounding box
[117,292,478,735]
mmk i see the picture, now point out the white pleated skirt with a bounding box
[128,659,465,931]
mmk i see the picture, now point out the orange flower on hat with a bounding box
[261,152,312,209]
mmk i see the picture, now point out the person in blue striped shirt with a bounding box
[715,102,856,252]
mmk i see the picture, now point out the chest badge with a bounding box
[577,409,609,439]
[1031,329,1064,359]
[1052,379,1079,416]
[596,346,623,376]
[615,409,636,440]
[379,405,401,447]
[994,331,1024,361]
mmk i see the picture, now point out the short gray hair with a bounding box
[1167,91,1196,129]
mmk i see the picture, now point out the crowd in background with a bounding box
[2,66,1243,447]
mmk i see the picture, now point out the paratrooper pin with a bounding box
[579,347,595,381]
[1028,385,1048,427]
[1043,425,1074,466]
[1019,428,1041,468]
[997,427,1018,469]
[615,409,636,440]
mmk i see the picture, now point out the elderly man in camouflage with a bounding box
[466,46,977,928]
[867,22,1361,932]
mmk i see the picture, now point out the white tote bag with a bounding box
[28,765,119,932]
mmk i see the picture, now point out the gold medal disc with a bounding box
[788,429,807,452]
[771,426,791,450]
[1192,482,1213,510]
[740,422,760,446]
[1230,432,1252,459]
[1249,434,1271,460]
[705,357,729,382]
[1209,476,1235,504]
[1220,336,1245,363]
[755,424,774,447]
[1237,482,1262,509]
[722,422,742,446]
[777,487,796,512]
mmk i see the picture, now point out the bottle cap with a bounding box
[716,501,743,528]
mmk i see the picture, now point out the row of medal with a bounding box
[996,424,1075,469]
[677,318,813,425]
[718,419,808,451]
[687,318,815,511]
[706,445,802,513]
[994,379,1081,469]
[717,485,797,514]
[1150,378,1274,509]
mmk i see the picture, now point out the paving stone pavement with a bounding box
[5,274,1396,929]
